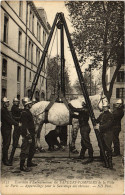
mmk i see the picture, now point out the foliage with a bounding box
[47,56,72,99]
[65,1,124,101]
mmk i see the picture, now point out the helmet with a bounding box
[2,97,9,103]
[116,99,123,104]
[13,97,19,102]
[32,98,36,103]
[102,102,109,107]
[22,97,32,106]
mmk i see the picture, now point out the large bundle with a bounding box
[31,94,101,127]
[31,101,70,126]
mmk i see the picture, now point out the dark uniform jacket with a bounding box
[69,104,89,126]
[1,107,18,130]
[112,107,124,129]
[96,111,114,133]
[45,130,61,147]
[20,108,35,137]
[11,105,22,122]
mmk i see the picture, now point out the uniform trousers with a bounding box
[20,136,36,161]
[1,127,12,161]
[80,125,93,157]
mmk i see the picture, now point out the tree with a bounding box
[47,56,72,100]
[73,68,96,96]
[65,1,124,102]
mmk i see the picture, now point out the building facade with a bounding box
[106,65,125,108]
[1,1,50,105]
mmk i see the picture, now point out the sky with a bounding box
[34,1,91,85]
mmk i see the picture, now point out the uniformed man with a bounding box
[112,99,124,156]
[1,97,19,166]
[20,97,37,172]
[45,126,62,151]
[9,98,22,164]
[96,102,114,169]
[69,102,93,164]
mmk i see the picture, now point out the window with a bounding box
[2,59,7,77]
[18,30,22,53]
[28,40,31,61]
[35,91,39,102]
[17,94,20,100]
[17,66,21,82]
[37,22,39,40]
[27,89,31,98]
[3,15,9,43]
[31,43,33,64]
[117,71,124,82]
[29,10,32,30]
[36,48,40,66]
[19,1,23,18]
[41,92,45,100]
[38,51,40,65]
[116,88,125,98]
[36,48,38,66]
[32,15,34,33]
[29,71,31,81]
[2,88,7,98]
[39,26,41,42]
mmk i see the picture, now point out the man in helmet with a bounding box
[96,102,114,169]
[69,101,93,164]
[1,97,19,166]
[112,99,124,157]
[20,97,37,172]
[9,98,22,164]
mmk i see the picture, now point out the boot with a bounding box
[27,159,37,167]
[103,161,109,168]
[9,147,16,164]
[112,152,121,157]
[77,148,85,159]
[20,160,31,172]
[70,146,79,154]
[2,152,12,166]
[82,151,93,164]
[108,156,113,170]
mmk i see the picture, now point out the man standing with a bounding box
[112,99,124,156]
[69,102,93,163]
[1,97,19,166]
[20,97,37,172]
[96,102,114,169]
[9,98,22,164]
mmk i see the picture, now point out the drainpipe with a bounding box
[24,1,28,96]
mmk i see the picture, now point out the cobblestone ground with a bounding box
[0,110,124,194]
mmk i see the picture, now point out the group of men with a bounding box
[1,97,37,172]
[68,99,124,169]
[1,95,124,172]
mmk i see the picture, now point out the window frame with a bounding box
[3,14,9,43]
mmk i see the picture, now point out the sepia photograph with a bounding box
[0,0,124,195]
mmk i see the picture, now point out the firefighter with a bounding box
[1,97,19,166]
[69,102,94,164]
[112,99,124,156]
[96,102,114,169]
[9,97,22,164]
[20,97,37,172]
[45,126,62,151]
